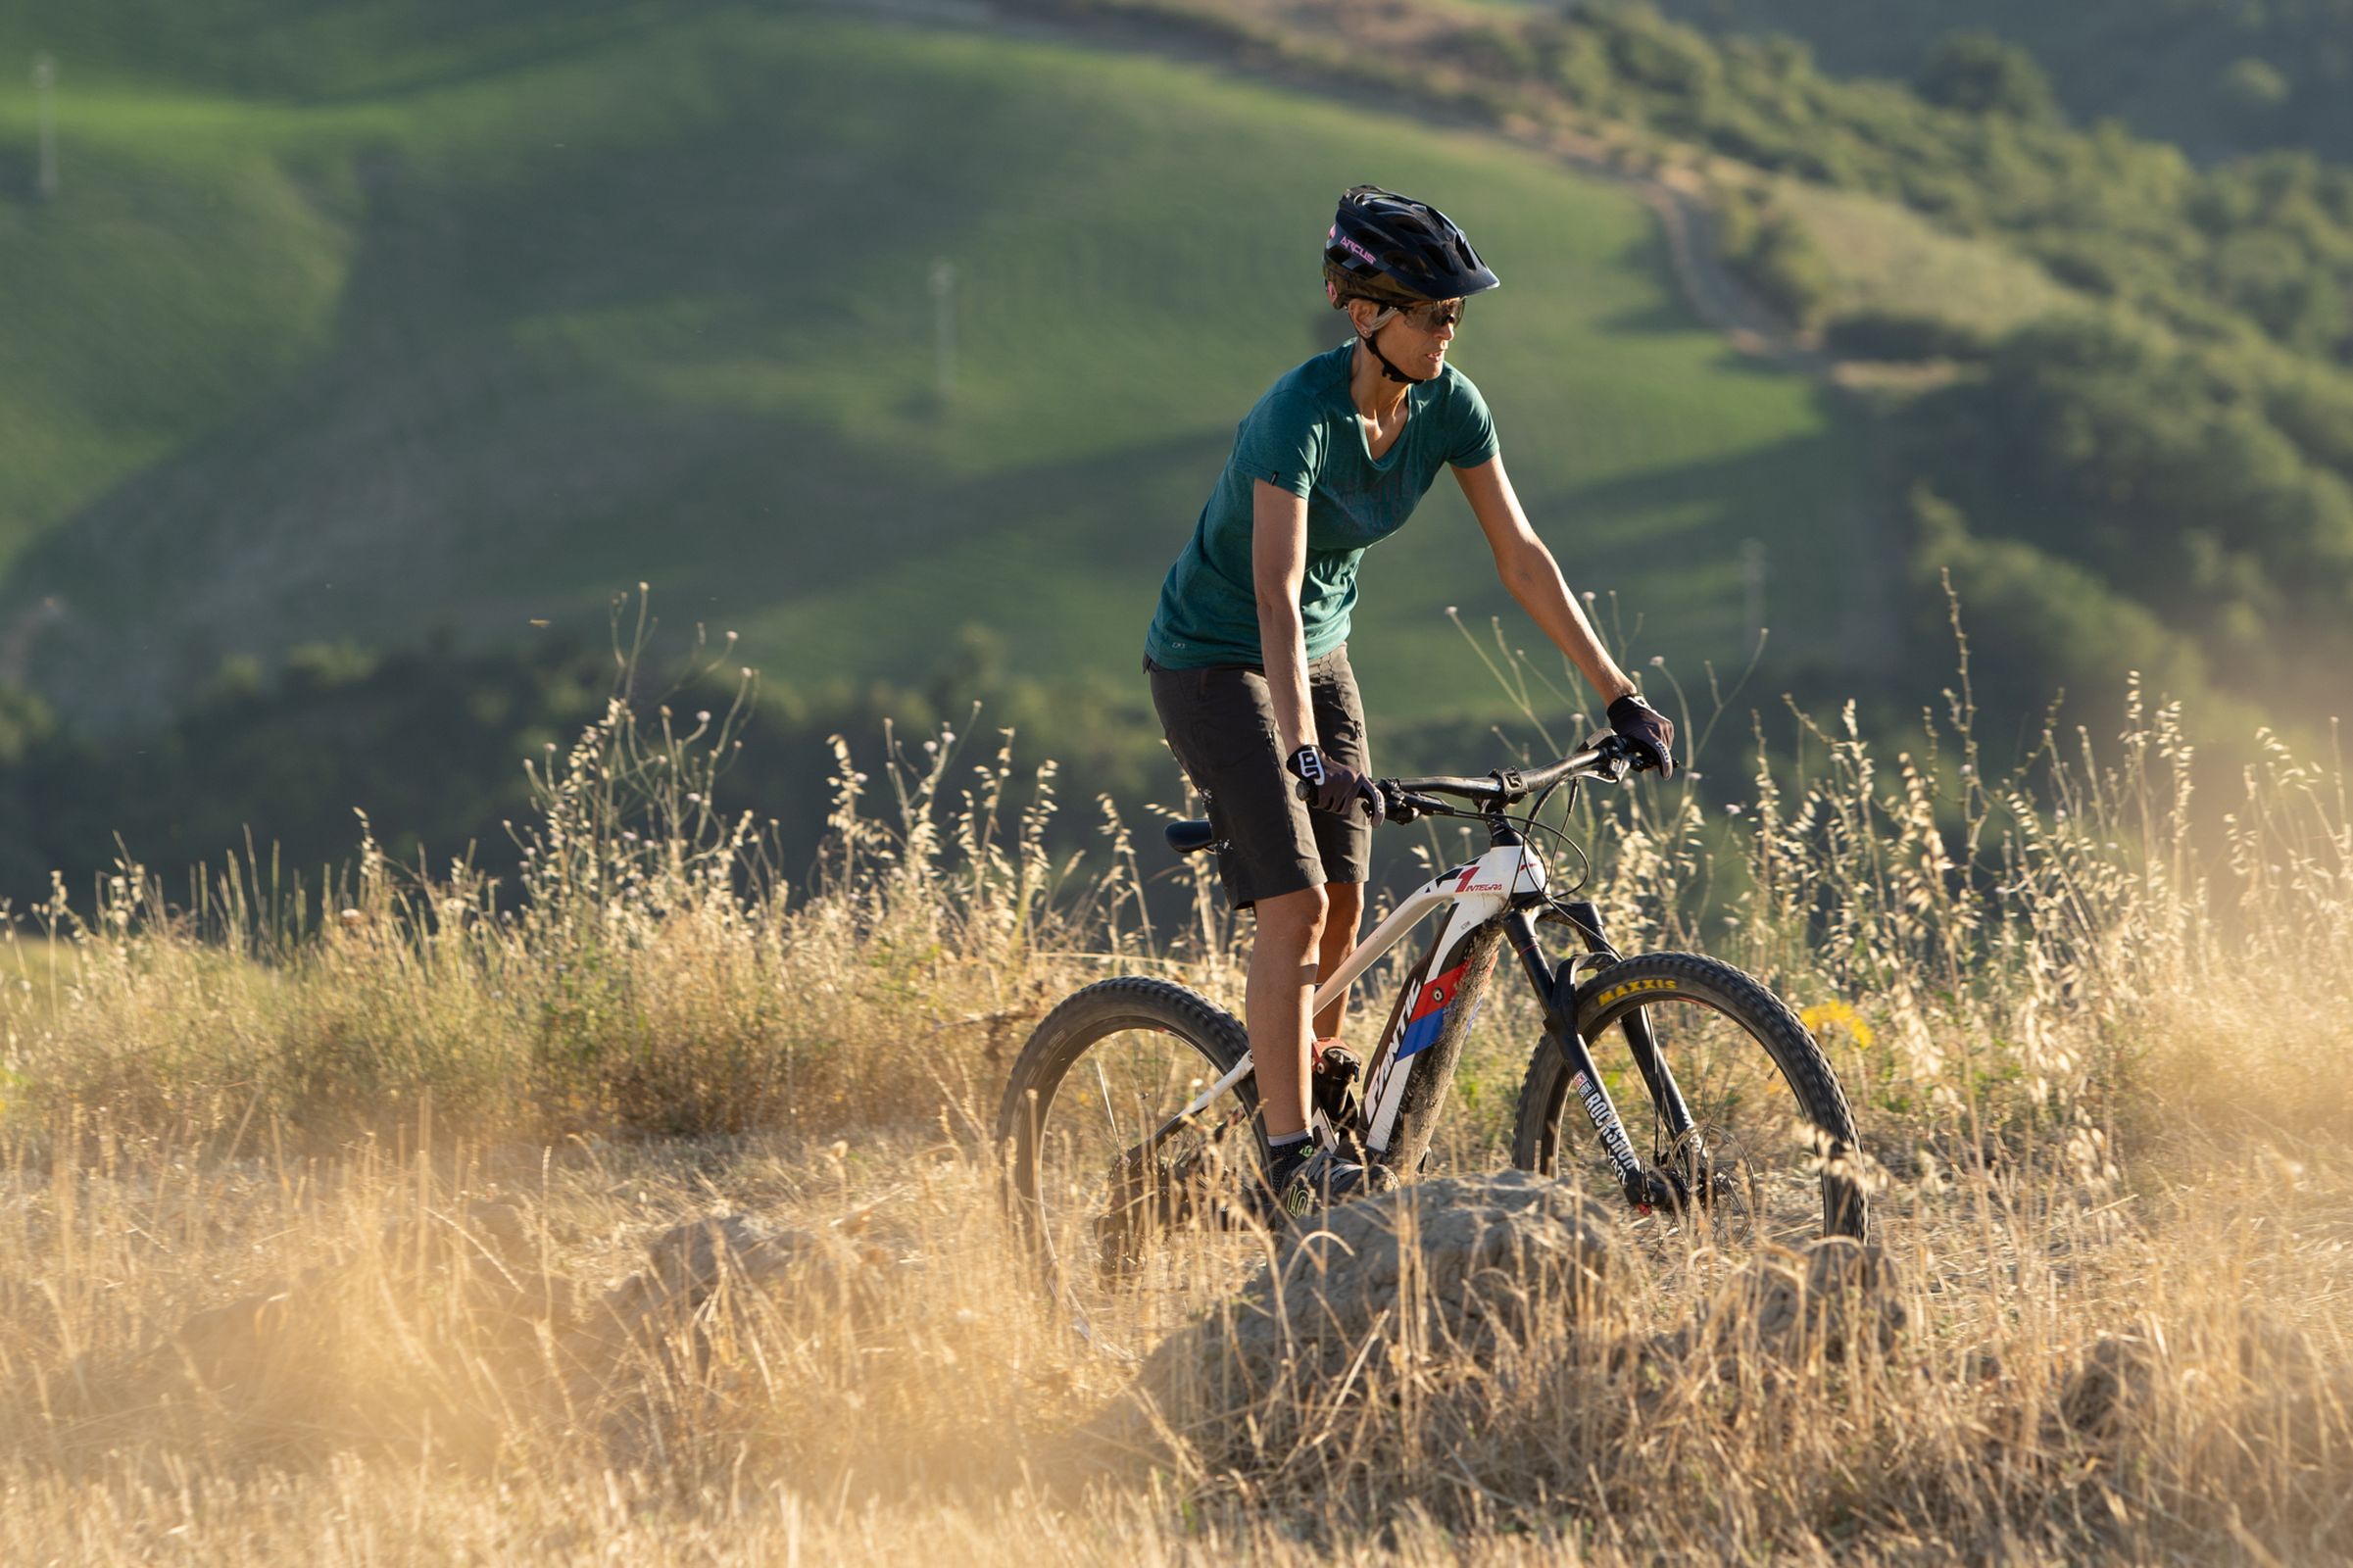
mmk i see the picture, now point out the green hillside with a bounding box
[1657,0,2353,163]
[0,5,1867,741]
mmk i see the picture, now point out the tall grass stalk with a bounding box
[1,610,2347,1560]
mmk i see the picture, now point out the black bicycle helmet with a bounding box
[1325,184,1500,304]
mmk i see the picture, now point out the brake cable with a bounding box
[1495,776,1595,910]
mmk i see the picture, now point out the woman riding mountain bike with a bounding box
[1143,185,1675,1217]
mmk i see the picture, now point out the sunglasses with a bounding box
[1386,297,1468,332]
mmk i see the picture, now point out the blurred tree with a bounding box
[2221,57,2292,117]
[1916,30,2061,123]
[1906,485,2216,725]
[0,685,56,768]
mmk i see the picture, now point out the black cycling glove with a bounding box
[1286,746,1387,825]
[1606,693,1676,778]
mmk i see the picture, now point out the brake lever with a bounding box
[1576,734,1636,784]
[1374,782,1453,825]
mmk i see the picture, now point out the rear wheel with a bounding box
[995,977,1272,1353]
[1510,952,1869,1246]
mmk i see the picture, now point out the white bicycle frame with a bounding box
[1158,836,1553,1157]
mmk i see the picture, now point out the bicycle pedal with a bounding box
[1310,1045,1364,1143]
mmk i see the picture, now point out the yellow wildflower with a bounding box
[1800,1000,1876,1050]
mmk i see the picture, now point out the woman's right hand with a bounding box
[1286,746,1387,824]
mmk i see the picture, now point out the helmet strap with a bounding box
[1356,308,1432,385]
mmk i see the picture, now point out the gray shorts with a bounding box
[1146,646,1372,910]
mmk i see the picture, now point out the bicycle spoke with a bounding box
[1024,1021,1269,1355]
[1092,1054,1121,1145]
[1521,952,1865,1258]
[1635,1000,1833,1250]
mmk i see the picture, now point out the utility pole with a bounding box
[34,53,58,201]
[1740,536,1768,653]
[929,258,957,403]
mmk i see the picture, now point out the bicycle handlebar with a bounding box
[1384,733,1642,810]
[1159,735,1646,857]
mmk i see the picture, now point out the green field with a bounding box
[0,5,1868,745]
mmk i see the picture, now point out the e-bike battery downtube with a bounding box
[1356,938,1434,1149]
[1361,925,1502,1169]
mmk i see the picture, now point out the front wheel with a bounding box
[995,976,1271,1352]
[1510,952,1870,1245]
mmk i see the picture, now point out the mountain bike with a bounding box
[995,733,1869,1343]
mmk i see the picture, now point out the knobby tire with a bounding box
[1508,951,1870,1242]
[994,976,1261,1319]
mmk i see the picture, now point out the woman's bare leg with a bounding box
[1247,884,1328,1140]
[1311,880,1363,1042]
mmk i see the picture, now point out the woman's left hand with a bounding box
[1607,695,1676,778]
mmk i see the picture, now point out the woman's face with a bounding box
[1344,294,1463,378]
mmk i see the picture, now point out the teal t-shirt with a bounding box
[1145,342,1499,668]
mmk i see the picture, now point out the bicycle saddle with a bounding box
[1163,819,1216,856]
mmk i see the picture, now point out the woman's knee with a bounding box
[1253,883,1329,953]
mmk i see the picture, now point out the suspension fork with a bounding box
[1499,908,1652,1206]
[1500,906,1701,1209]
[1552,901,1702,1157]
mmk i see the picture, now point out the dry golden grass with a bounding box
[2,641,2347,1562]
[0,1123,2343,1564]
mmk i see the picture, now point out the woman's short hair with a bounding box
[1323,259,1426,310]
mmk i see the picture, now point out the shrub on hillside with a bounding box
[1712,187,1834,328]
[1824,309,1992,362]
[1901,309,2353,711]
[1914,29,2062,124]
[1904,485,2215,724]
[1446,23,1540,82]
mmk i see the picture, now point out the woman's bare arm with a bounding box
[1250,478,1318,757]
[1453,455,1638,705]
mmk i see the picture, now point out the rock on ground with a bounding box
[1134,1170,1617,1424]
[1108,1172,1911,1475]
